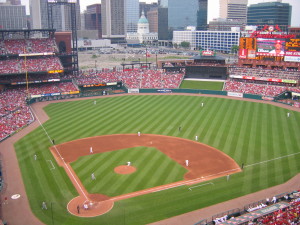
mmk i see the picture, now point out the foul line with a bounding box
[245,151,300,168]
[188,182,214,191]
[30,106,89,201]
[47,160,55,170]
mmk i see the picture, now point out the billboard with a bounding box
[239,38,256,59]
[256,38,285,56]
[284,39,300,62]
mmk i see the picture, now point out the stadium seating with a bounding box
[1,38,58,55]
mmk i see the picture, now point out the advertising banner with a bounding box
[239,49,247,59]
[227,92,243,98]
[157,89,172,93]
[128,89,139,94]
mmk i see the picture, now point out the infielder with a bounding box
[127,161,131,166]
[90,147,93,154]
[195,136,198,141]
[185,160,189,167]
[138,131,141,136]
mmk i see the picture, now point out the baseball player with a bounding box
[90,147,93,154]
[185,160,189,167]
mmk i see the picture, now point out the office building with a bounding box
[209,18,244,31]
[173,30,240,53]
[85,4,102,38]
[147,7,158,33]
[157,7,168,40]
[126,0,139,33]
[220,0,248,22]
[30,0,81,31]
[197,0,208,30]
[158,0,208,39]
[247,2,291,27]
[0,5,27,29]
[101,0,126,43]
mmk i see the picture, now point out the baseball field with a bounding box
[14,94,300,225]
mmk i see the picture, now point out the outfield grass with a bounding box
[14,95,300,225]
[180,80,224,90]
[71,147,187,196]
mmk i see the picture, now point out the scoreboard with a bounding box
[239,37,300,62]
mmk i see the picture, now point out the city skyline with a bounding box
[18,0,300,26]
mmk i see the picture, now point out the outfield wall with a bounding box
[26,88,263,104]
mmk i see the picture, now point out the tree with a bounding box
[231,45,239,54]
[180,41,190,49]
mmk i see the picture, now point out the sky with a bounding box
[19,0,300,26]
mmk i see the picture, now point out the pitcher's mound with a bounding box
[114,165,136,174]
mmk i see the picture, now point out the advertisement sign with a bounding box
[157,89,172,93]
[284,51,300,62]
[284,56,300,62]
[201,50,215,56]
[256,38,285,56]
[227,92,243,98]
[239,49,247,59]
[128,89,139,94]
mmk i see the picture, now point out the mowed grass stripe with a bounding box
[139,96,182,134]
[45,96,141,140]
[223,101,247,159]
[153,96,196,135]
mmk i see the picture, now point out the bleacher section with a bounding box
[224,67,300,97]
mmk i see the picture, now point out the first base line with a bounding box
[188,182,214,191]
[47,160,55,170]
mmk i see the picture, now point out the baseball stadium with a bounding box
[0,21,300,225]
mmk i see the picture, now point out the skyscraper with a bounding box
[126,0,139,33]
[247,2,291,27]
[197,0,208,30]
[30,0,81,31]
[101,0,126,43]
[219,0,248,22]
[85,4,102,38]
[0,4,27,29]
[158,0,207,39]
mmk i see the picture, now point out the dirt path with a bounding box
[0,93,299,225]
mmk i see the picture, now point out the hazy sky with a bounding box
[20,0,300,26]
